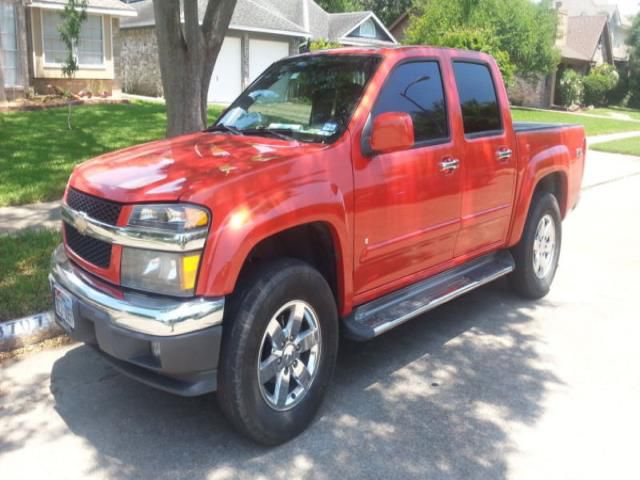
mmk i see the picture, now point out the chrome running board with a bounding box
[344,251,515,340]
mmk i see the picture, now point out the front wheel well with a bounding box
[236,222,340,307]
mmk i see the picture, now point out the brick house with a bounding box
[0,0,135,100]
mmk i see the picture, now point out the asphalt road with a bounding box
[2,149,640,480]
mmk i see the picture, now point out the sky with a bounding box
[616,0,640,17]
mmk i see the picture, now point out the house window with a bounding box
[78,15,104,65]
[0,3,19,86]
[42,11,104,66]
[359,19,376,38]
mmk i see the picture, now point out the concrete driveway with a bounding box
[2,149,640,480]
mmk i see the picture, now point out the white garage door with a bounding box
[249,39,290,83]
[208,36,242,104]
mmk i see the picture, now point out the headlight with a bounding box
[128,204,209,231]
[121,203,209,296]
[121,248,201,297]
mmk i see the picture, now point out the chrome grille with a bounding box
[66,188,122,226]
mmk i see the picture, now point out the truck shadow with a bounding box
[47,280,561,479]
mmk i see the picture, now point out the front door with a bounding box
[450,60,517,257]
[353,60,463,296]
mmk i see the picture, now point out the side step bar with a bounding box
[343,251,515,340]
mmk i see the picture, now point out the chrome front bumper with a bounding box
[49,244,224,337]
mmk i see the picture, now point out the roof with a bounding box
[561,15,609,61]
[27,0,136,17]
[121,0,396,45]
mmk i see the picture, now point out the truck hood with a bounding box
[70,132,328,204]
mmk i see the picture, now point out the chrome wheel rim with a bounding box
[257,300,322,411]
[533,214,556,279]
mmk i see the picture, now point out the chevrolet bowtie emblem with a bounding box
[74,213,89,235]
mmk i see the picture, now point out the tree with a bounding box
[153,0,237,138]
[59,0,87,129]
[0,31,6,104]
[627,13,640,107]
[405,0,559,82]
[315,0,412,26]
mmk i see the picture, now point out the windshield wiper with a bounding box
[242,127,296,141]
[207,124,244,136]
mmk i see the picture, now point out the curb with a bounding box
[0,311,64,353]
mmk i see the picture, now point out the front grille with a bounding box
[66,188,122,225]
[64,223,112,268]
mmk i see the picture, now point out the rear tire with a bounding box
[510,192,562,299]
[217,259,338,445]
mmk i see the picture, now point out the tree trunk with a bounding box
[153,0,237,138]
[0,31,7,104]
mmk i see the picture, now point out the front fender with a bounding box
[195,139,354,314]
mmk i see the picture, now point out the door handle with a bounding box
[497,148,512,162]
[439,158,459,173]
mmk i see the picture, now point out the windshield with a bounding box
[214,54,381,143]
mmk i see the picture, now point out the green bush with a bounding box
[583,64,619,106]
[309,39,342,51]
[558,69,583,107]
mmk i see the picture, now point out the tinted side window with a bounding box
[453,62,501,135]
[373,61,448,143]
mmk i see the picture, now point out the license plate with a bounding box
[54,285,75,330]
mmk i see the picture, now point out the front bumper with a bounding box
[49,244,225,396]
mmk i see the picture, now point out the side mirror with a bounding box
[370,112,414,154]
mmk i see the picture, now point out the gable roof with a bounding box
[561,15,610,62]
[121,0,396,44]
[27,0,136,17]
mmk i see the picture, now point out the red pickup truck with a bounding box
[50,46,585,444]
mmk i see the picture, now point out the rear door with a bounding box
[450,61,517,257]
[353,59,463,295]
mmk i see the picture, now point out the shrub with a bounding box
[309,39,342,51]
[558,69,583,107]
[583,64,619,106]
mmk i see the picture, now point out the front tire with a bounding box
[511,192,562,299]
[217,259,338,445]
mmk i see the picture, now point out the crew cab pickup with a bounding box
[50,47,585,445]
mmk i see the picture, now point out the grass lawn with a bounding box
[0,229,60,322]
[591,137,640,156]
[511,107,640,136]
[0,101,224,207]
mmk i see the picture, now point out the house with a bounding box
[119,0,397,103]
[511,8,617,107]
[0,0,136,101]
[388,10,411,42]
[557,0,631,64]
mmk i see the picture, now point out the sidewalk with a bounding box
[0,200,61,234]
[588,130,640,145]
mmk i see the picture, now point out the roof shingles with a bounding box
[121,0,395,44]
[561,15,608,61]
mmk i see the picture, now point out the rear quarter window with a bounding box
[453,62,502,136]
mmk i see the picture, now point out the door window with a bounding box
[372,61,449,144]
[452,62,502,136]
